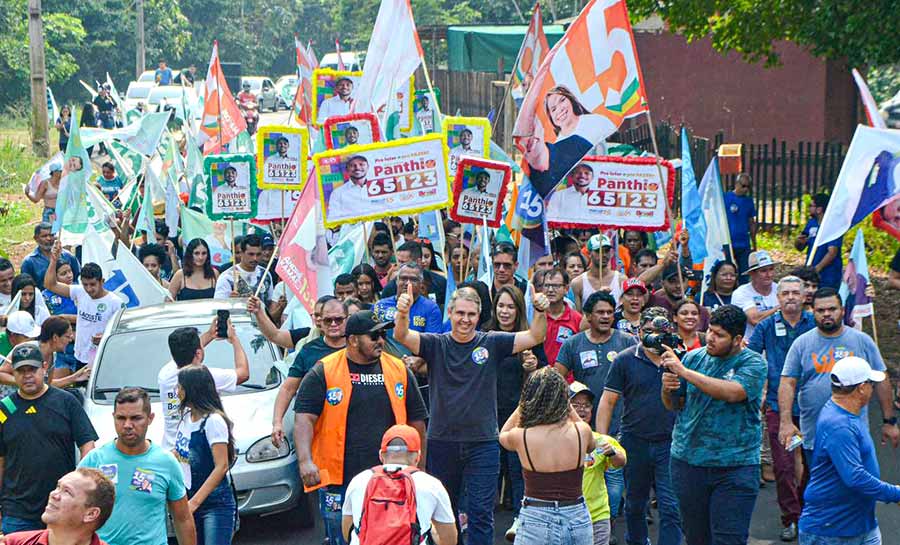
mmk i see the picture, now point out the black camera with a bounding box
[641,332,683,354]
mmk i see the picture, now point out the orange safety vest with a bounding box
[306,349,409,492]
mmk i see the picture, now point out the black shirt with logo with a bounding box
[0,387,98,520]
[294,359,427,485]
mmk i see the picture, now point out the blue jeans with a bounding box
[731,246,751,283]
[671,458,758,545]
[194,502,236,545]
[605,466,625,519]
[318,485,347,545]
[799,527,881,545]
[427,439,500,545]
[515,501,593,545]
[1,515,44,534]
[503,445,525,517]
[620,434,682,545]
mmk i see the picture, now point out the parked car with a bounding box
[240,77,279,112]
[83,299,314,523]
[319,51,364,72]
[274,75,299,109]
[124,81,155,112]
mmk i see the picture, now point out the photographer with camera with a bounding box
[597,307,683,545]
[661,304,767,545]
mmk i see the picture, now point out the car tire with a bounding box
[294,491,316,528]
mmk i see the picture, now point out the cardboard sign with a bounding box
[544,155,674,230]
[413,88,440,134]
[312,68,362,126]
[204,154,258,220]
[450,157,511,228]
[442,116,491,178]
[256,125,309,190]
[323,113,381,150]
[314,134,450,227]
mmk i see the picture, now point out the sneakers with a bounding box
[780,522,798,542]
[505,517,519,542]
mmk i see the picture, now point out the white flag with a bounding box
[699,158,733,294]
[81,229,169,308]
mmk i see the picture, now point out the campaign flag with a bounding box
[79,80,97,99]
[681,129,707,264]
[698,158,733,294]
[335,39,346,71]
[81,228,169,307]
[276,173,330,314]
[328,222,368,277]
[852,69,887,129]
[199,41,247,151]
[135,177,156,235]
[46,87,59,126]
[81,111,170,156]
[510,4,550,107]
[53,110,93,239]
[839,228,873,328]
[418,209,445,267]
[355,0,424,114]
[294,36,317,125]
[808,125,900,255]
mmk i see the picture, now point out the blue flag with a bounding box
[680,129,707,264]
[839,228,873,327]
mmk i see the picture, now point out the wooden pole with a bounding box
[135,0,145,79]
[870,306,880,345]
[253,244,279,298]
[28,0,50,158]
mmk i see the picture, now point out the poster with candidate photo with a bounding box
[204,154,258,220]
[413,88,440,134]
[443,116,491,176]
[256,125,308,190]
[323,113,381,150]
[312,68,362,126]
[450,157,511,228]
[314,134,450,227]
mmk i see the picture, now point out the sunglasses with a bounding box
[322,317,346,325]
[367,331,386,341]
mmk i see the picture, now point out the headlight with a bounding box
[245,437,290,463]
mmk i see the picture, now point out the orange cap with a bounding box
[380,424,421,453]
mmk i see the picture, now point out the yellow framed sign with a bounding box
[256,125,309,190]
[442,116,491,177]
[311,68,363,127]
[314,133,451,228]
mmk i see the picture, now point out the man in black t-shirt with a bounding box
[92,85,117,129]
[294,311,427,545]
[0,343,98,534]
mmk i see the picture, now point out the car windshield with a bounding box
[242,79,262,91]
[127,86,151,99]
[92,320,280,403]
[138,71,155,82]
[276,77,297,87]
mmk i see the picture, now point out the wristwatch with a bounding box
[883,417,897,426]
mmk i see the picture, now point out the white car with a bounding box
[84,299,314,522]
[319,51,364,72]
[240,77,279,112]
[138,69,182,85]
[123,81,155,112]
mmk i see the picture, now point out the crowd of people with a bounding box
[1,168,899,545]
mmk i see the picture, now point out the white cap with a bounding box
[830,356,886,387]
[7,311,41,338]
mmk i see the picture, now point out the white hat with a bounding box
[746,250,779,273]
[830,356,886,387]
[7,311,41,338]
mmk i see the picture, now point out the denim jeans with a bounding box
[1,515,44,534]
[671,458,759,545]
[427,439,500,545]
[318,484,348,545]
[799,527,881,545]
[515,501,593,545]
[619,434,682,545]
[194,502,237,545]
[502,445,525,517]
[731,246,751,283]
[605,466,625,519]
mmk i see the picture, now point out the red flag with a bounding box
[852,68,887,129]
[335,39,346,71]
[510,4,550,105]
[294,35,317,125]
[276,172,326,314]
[199,41,246,151]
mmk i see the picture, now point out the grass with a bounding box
[0,119,51,265]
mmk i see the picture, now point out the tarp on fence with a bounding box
[447,25,565,73]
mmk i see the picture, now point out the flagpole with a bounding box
[280,191,286,234]
[214,42,224,153]
[645,108,685,294]
[870,306,880,345]
[230,218,238,287]
[252,244,279,299]
[362,222,370,265]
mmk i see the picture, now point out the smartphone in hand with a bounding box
[216,310,230,338]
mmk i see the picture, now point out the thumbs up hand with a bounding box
[396,282,413,317]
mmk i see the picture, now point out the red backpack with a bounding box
[356,465,420,545]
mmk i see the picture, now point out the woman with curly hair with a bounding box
[500,367,595,545]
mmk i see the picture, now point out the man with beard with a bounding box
[263,136,298,185]
[778,288,898,471]
[21,223,80,291]
[317,77,355,124]
[343,126,359,146]
[328,155,372,221]
[448,128,477,173]
[370,233,395,288]
[546,162,594,219]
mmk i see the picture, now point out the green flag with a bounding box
[53,110,93,241]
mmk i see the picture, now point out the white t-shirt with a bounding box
[214,265,274,301]
[172,410,230,490]
[69,286,125,364]
[731,282,779,339]
[317,95,353,124]
[342,465,454,545]
[158,361,238,450]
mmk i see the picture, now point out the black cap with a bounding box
[11,343,43,370]
[261,234,276,248]
[345,310,395,337]
[661,263,680,280]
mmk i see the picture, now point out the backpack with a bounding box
[356,465,420,545]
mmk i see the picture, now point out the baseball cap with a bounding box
[661,263,681,281]
[344,310,394,337]
[336,76,354,84]
[11,342,43,370]
[380,424,421,453]
[587,234,612,252]
[830,356,886,387]
[622,278,648,294]
[7,311,41,338]
[261,234,276,248]
[568,381,595,401]
[746,250,779,273]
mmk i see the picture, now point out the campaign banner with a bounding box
[450,157,511,228]
[314,134,450,227]
[414,88,440,134]
[204,153,258,220]
[443,116,491,178]
[544,156,674,230]
[312,68,362,126]
[323,113,381,150]
[256,126,308,190]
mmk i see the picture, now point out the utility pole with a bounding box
[136,0,145,78]
[28,0,50,158]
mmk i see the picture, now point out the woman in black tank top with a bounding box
[500,368,595,545]
[169,238,218,301]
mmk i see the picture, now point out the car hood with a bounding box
[85,385,281,453]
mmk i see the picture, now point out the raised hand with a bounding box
[396,282,414,316]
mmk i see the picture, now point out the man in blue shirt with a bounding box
[21,223,80,291]
[799,356,900,544]
[154,60,173,85]
[795,193,843,289]
[723,173,757,280]
[662,304,767,545]
[747,276,815,541]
